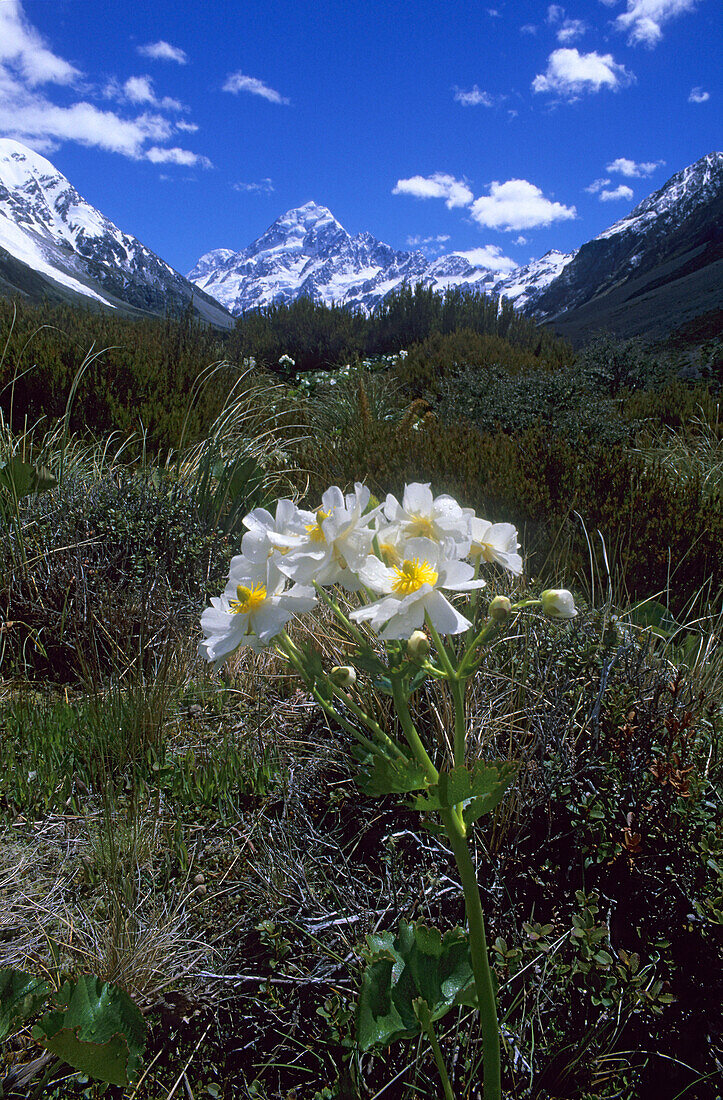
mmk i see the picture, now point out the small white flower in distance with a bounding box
[469,519,523,575]
[540,589,577,620]
[350,537,485,639]
[383,483,471,557]
[273,482,379,588]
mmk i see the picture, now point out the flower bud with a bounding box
[540,589,577,620]
[329,665,357,688]
[406,630,431,662]
[488,595,512,622]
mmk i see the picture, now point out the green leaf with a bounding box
[356,920,475,1051]
[354,749,430,797]
[411,762,517,822]
[0,968,51,1041]
[0,458,57,498]
[33,975,146,1085]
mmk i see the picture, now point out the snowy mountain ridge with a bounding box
[187,199,572,316]
[0,139,233,325]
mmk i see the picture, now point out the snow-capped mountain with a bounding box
[187,199,573,316]
[0,139,233,326]
[529,152,723,337]
[189,153,722,340]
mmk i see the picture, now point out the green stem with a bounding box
[440,806,501,1100]
[390,676,438,785]
[312,581,369,647]
[450,677,467,769]
[457,618,502,679]
[330,685,409,762]
[423,1016,455,1100]
[425,615,457,680]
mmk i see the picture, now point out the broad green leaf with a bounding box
[0,458,57,498]
[0,968,51,1041]
[412,762,517,821]
[355,749,430,797]
[357,920,475,1051]
[33,975,146,1086]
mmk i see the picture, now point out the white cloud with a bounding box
[393,173,474,209]
[547,5,566,23]
[585,177,612,193]
[175,120,199,132]
[233,178,275,193]
[0,5,207,167]
[455,245,518,272]
[0,0,80,86]
[469,178,576,231]
[520,23,538,33]
[407,234,451,246]
[514,235,528,245]
[137,40,188,64]
[606,156,663,176]
[599,184,634,201]
[117,75,184,112]
[688,86,710,103]
[453,85,494,107]
[223,71,289,104]
[487,8,502,16]
[557,19,587,42]
[612,0,699,47]
[532,48,634,96]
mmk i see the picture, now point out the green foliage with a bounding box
[302,414,723,611]
[0,456,57,499]
[0,969,146,1087]
[0,969,51,1041]
[33,974,146,1086]
[357,920,475,1050]
[412,761,517,825]
[1,469,231,679]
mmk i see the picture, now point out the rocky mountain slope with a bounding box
[531,151,723,341]
[0,139,233,327]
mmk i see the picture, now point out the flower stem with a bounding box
[440,806,501,1100]
[422,1015,455,1100]
[390,676,438,786]
[425,615,457,680]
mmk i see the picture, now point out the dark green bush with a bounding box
[300,416,723,610]
[1,471,232,680]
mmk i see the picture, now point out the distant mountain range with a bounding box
[0,138,721,343]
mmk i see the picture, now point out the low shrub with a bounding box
[1,470,232,680]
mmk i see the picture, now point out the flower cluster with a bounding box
[199,481,574,665]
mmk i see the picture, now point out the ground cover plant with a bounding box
[1,299,721,1099]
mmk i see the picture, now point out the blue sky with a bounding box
[1,0,720,275]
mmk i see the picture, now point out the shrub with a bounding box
[1,470,232,680]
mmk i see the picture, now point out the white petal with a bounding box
[424,590,473,635]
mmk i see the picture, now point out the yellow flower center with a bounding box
[305,508,331,544]
[379,541,402,567]
[391,558,438,597]
[404,514,436,540]
[230,582,267,615]
[470,540,494,562]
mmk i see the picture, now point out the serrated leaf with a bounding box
[412,762,517,820]
[0,969,51,1041]
[355,750,430,797]
[33,975,146,1086]
[356,920,475,1051]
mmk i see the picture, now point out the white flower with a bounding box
[383,483,472,557]
[199,562,316,665]
[540,589,577,620]
[468,519,523,575]
[273,483,379,588]
[240,498,311,587]
[350,537,485,639]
